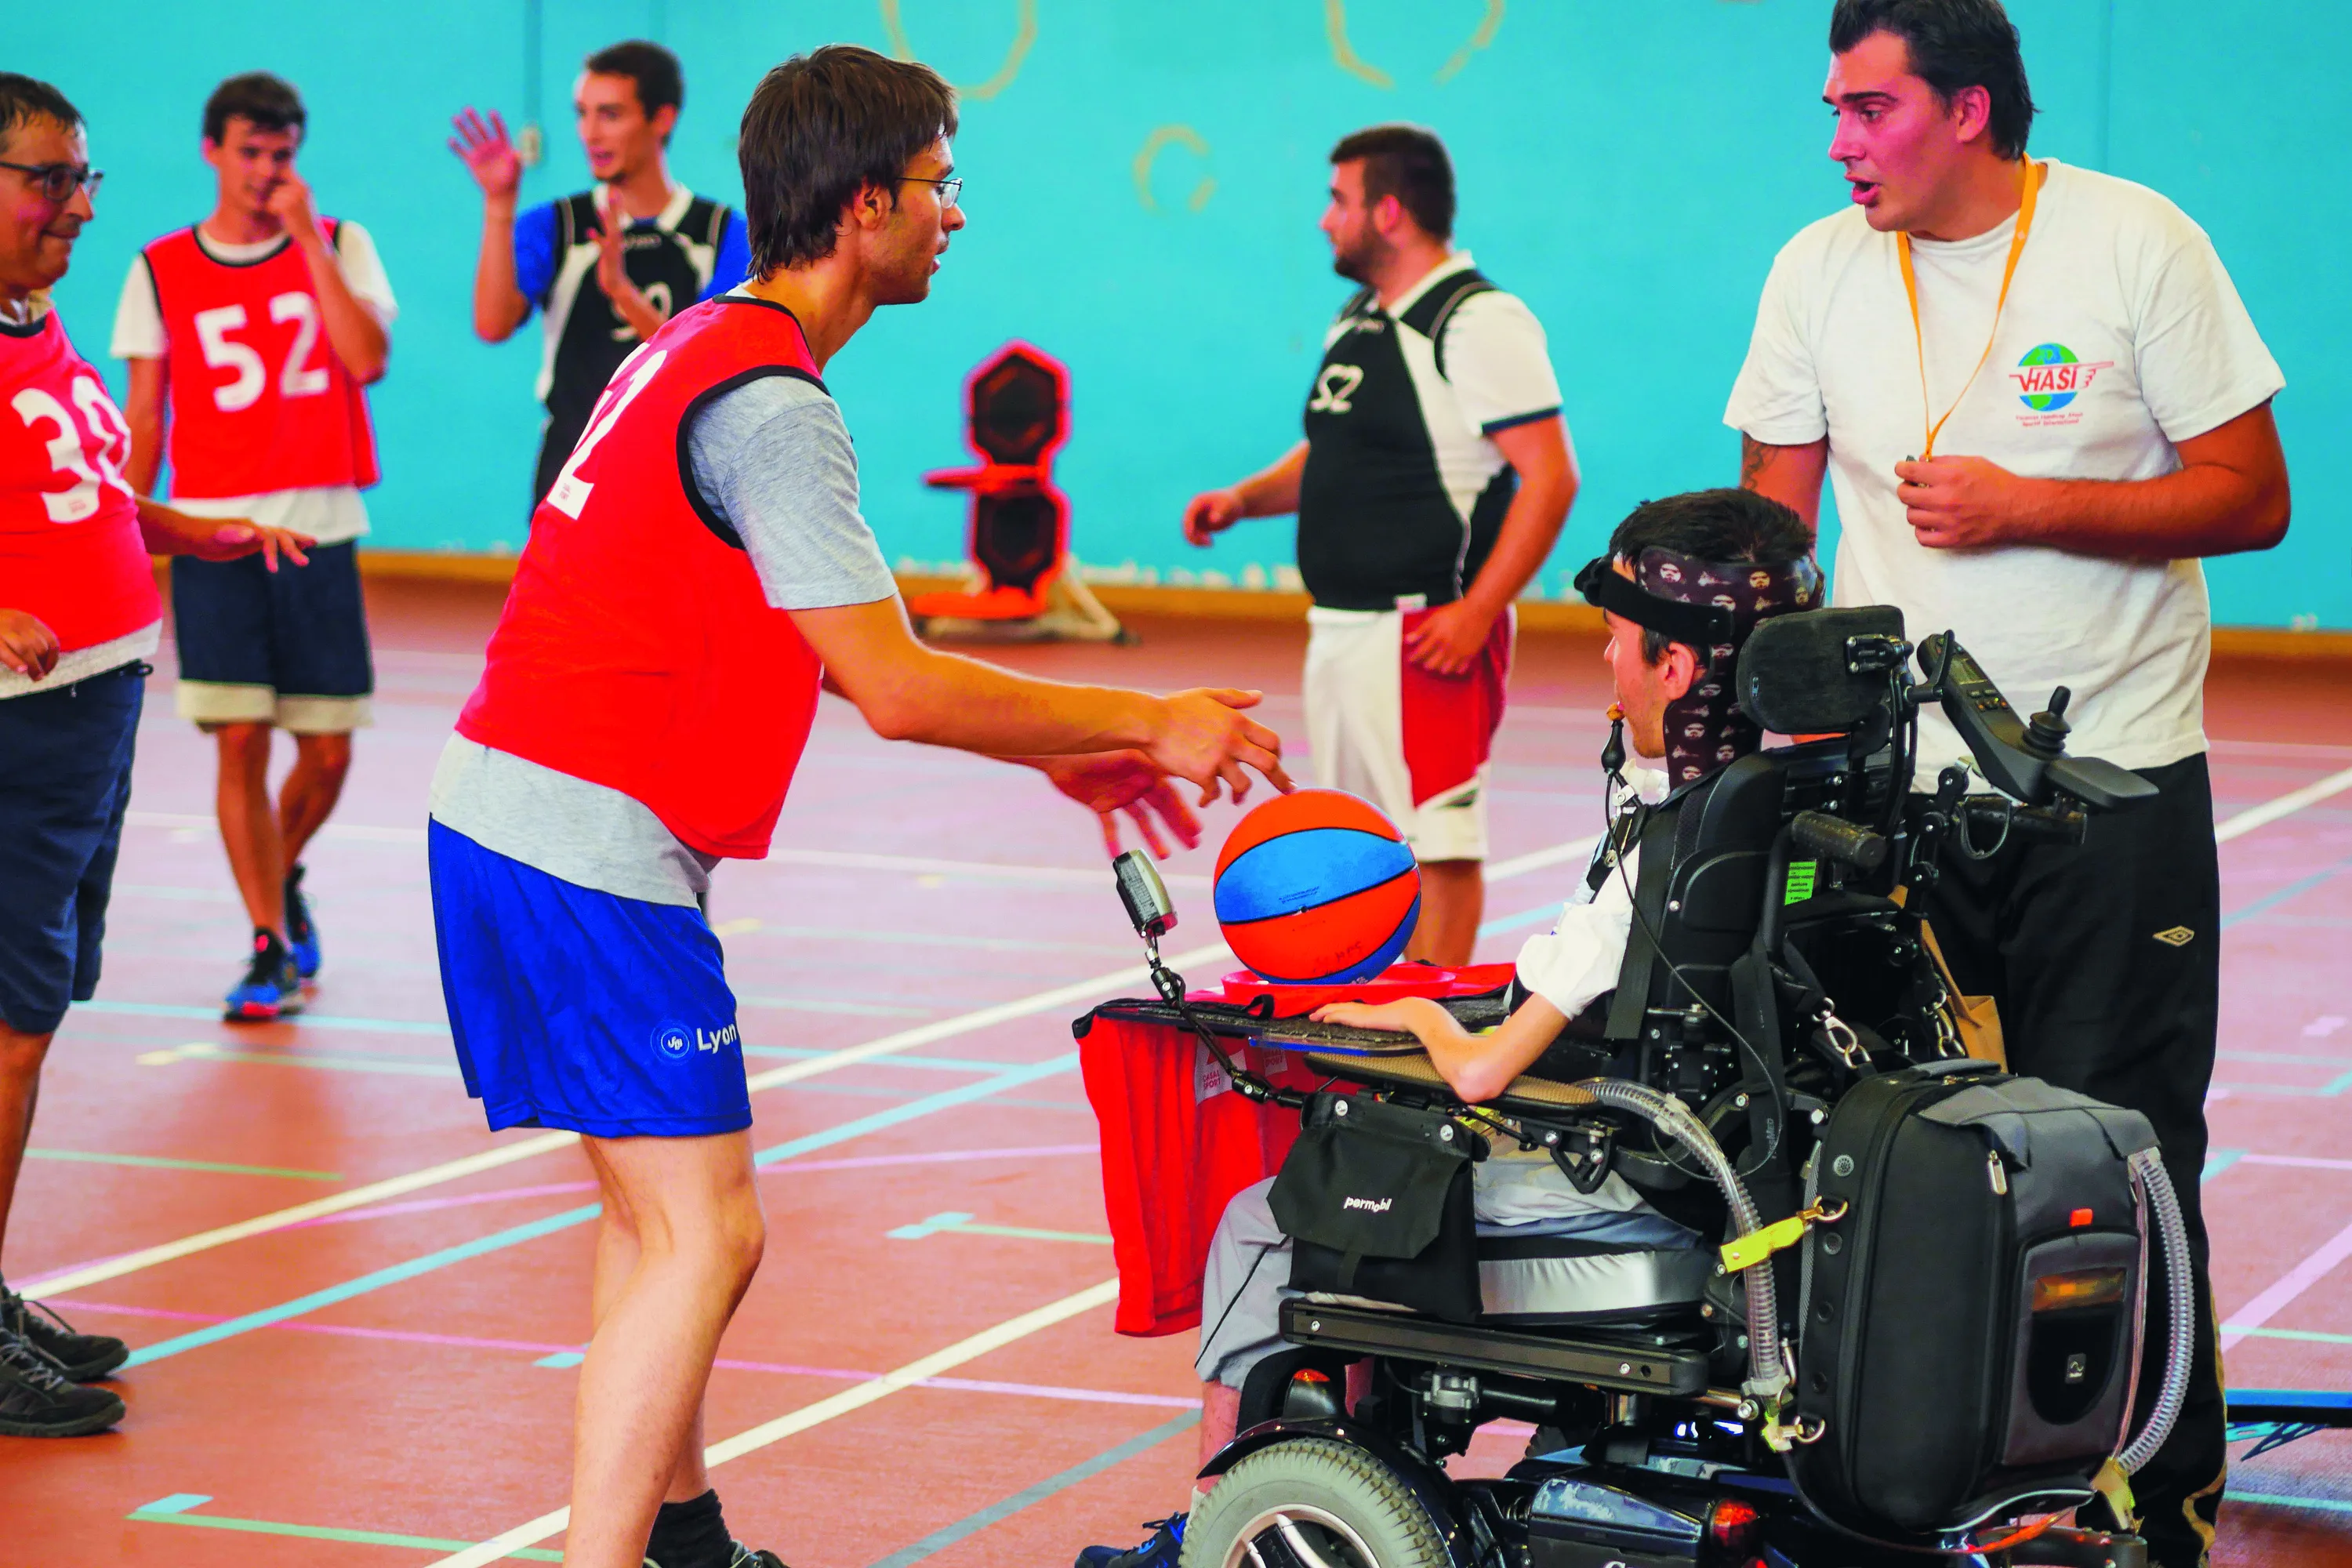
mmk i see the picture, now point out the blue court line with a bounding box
[2211,1069,2352,1099]
[1480,900,1563,938]
[782,1082,1088,1112]
[74,1000,451,1036]
[864,1410,1200,1568]
[127,1494,567,1559]
[2204,1149,2247,1182]
[2225,1326,2352,1346]
[2222,855,2352,930]
[119,1053,1083,1367]
[739,995,937,1018]
[2234,1494,2352,1516]
[739,1045,1027,1073]
[25,1148,341,1181]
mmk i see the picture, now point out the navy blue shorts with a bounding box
[0,662,144,1035]
[170,539,374,732]
[427,820,752,1138]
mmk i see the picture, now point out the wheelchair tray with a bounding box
[1279,1298,1712,1396]
[1083,994,1599,1114]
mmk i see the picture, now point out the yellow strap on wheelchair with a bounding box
[2092,1458,2137,1530]
[1718,1199,1848,1274]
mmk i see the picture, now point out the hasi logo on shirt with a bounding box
[2011,343,2115,427]
[1342,1195,1395,1214]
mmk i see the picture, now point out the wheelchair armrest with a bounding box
[1778,890,1901,927]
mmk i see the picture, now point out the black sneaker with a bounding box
[1076,1515,1185,1568]
[1,1285,127,1381]
[285,862,321,979]
[644,1546,786,1568]
[224,928,305,1022]
[0,1323,124,1436]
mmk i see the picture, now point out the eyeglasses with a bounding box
[0,161,103,203]
[900,174,963,209]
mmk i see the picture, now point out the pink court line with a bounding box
[49,1298,1189,1408]
[2220,1215,2352,1351]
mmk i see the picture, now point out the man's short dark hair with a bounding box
[0,74,81,159]
[738,45,958,278]
[203,72,305,144]
[1329,124,1454,241]
[1831,0,2037,160]
[584,40,684,123]
[1610,488,1814,662]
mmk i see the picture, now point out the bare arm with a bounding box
[450,109,531,343]
[1739,433,1828,535]
[1897,401,2290,559]
[135,495,312,570]
[270,177,389,384]
[122,355,167,495]
[1312,992,1572,1105]
[1183,440,1309,545]
[1407,416,1578,674]
[789,595,1290,803]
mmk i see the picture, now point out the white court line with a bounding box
[64,757,2343,1305]
[2220,1218,2352,1352]
[426,1279,1120,1568]
[2215,764,2352,843]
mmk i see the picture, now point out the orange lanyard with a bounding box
[1896,160,2041,458]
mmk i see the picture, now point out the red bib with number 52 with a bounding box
[143,223,379,499]
[0,310,158,653]
[458,297,826,861]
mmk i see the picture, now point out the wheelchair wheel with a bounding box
[1181,1437,1450,1568]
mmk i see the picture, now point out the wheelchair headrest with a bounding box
[1735,606,1907,735]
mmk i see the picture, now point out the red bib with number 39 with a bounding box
[458,297,826,861]
[143,223,379,499]
[0,310,159,653]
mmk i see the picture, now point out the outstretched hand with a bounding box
[1148,688,1294,808]
[449,108,523,202]
[194,519,314,572]
[1036,750,1203,858]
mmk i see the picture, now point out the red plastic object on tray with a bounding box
[1214,961,1516,1018]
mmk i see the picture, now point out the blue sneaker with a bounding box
[1076,1515,1185,1568]
[284,863,321,979]
[223,929,305,1022]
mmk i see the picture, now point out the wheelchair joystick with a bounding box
[1601,702,1628,782]
[2025,684,2073,758]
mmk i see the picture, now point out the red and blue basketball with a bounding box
[1212,790,1420,984]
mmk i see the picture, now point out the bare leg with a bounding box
[278,731,353,868]
[212,722,285,936]
[0,1022,53,1267]
[1196,1381,1244,1493]
[581,1139,714,1508]
[565,1131,764,1568]
[1404,859,1484,967]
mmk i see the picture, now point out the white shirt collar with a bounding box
[1381,249,1475,316]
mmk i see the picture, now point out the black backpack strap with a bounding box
[1602,804,1682,1043]
[1397,268,1495,380]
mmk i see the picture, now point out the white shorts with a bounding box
[1303,604,1512,864]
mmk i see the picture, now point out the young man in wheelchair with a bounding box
[1079,488,1821,1568]
[1082,484,2192,1568]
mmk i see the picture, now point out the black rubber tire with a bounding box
[1180,1437,1450,1568]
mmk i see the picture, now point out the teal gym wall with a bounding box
[19,2,2345,626]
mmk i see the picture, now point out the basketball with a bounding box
[1211,789,1421,984]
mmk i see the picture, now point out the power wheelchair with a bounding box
[1088,608,2197,1568]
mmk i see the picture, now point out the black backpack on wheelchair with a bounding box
[1089,608,2197,1568]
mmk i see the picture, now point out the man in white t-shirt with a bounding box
[1184,125,1578,964]
[1725,4,2288,1562]
[114,71,397,1021]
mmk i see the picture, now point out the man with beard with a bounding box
[1182,125,1577,965]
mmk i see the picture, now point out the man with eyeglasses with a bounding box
[0,71,311,1439]
[450,40,751,509]
[1181,124,1578,967]
[112,71,397,1022]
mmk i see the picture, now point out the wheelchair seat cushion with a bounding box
[1472,1231,1713,1325]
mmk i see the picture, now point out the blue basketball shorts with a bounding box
[0,662,144,1035]
[427,819,751,1138]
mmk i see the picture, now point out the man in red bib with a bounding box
[429,45,1290,1568]
[114,71,394,1020]
[0,73,310,1438]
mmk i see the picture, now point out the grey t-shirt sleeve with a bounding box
[685,373,899,610]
